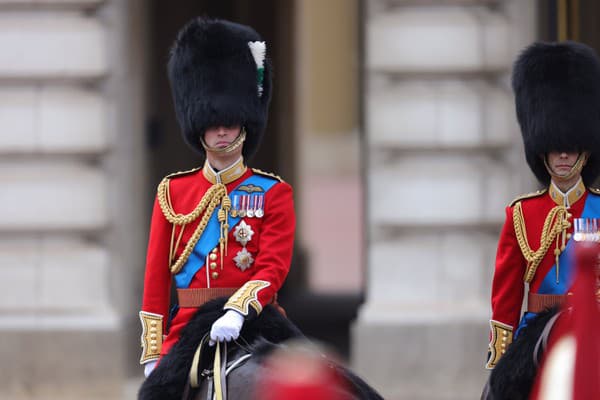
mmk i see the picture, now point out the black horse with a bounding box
[139,298,383,400]
[482,308,563,400]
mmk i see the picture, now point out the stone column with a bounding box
[0,0,147,398]
[352,1,537,399]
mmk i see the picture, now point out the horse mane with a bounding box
[336,364,384,400]
[488,307,560,400]
[138,297,303,400]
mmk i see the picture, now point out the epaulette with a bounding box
[252,168,284,182]
[589,187,600,195]
[164,167,202,180]
[509,188,547,207]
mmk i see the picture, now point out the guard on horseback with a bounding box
[486,41,600,369]
[138,17,295,377]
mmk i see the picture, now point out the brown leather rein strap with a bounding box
[527,292,567,313]
[177,288,239,308]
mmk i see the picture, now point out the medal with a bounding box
[255,195,264,218]
[247,195,255,218]
[233,220,254,246]
[230,194,240,218]
[233,248,254,271]
[239,195,247,218]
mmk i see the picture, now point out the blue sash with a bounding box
[174,174,278,288]
[516,192,600,337]
[538,193,600,294]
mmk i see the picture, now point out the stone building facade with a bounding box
[0,1,540,399]
[0,1,147,398]
[352,1,537,399]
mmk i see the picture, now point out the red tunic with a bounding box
[491,189,587,331]
[141,167,295,358]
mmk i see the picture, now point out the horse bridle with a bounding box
[188,333,253,400]
[532,311,563,368]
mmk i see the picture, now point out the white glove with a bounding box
[210,309,244,345]
[143,360,158,377]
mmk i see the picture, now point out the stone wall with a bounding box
[353,1,537,399]
[0,0,148,398]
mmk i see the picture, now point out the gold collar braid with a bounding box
[513,202,572,283]
[548,178,585,207]
[157,178,231,274]
[202,157,247,185]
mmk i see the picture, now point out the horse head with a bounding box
[138,297,383,400]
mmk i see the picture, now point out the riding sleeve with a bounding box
[139,195,172,364]
[486,205,526,369]
[224,182,295,318]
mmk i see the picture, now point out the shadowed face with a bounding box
[203,125,242,149]
[546,152,581,177]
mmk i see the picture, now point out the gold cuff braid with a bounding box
[139,311,163,364]
[486,320,513,369]
[224,280,270,316]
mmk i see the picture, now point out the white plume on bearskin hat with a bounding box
[167,17,272,159]
[512,41,600,185]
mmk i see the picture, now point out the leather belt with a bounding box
[177,288,238,308]
[527,292,568,313]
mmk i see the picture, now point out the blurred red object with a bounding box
[530,240,600,399]
[253,341,352,400]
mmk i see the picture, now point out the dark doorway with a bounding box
[537,0,600,188]
[539,0,600,50]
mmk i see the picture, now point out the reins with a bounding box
[188,333,253,400]
[533,311,563,368]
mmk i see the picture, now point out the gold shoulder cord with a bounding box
[157,178,231,274]
[252,168,284,182]
[513,202,571,283]
[509,189,547,207]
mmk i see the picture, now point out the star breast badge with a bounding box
[233,248,254,271]
[233,220,254,247]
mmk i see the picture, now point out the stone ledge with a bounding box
[0,0,104,9]
[0,87,108,154]
[0,237,112,312]
[0,327,124,399]
[368,155,513,224]
[367,79,515,147]
[0,312,120,330]
[0,161,108,230]
[351,317,489,400]
[367,7,510,72]
[0,13,107,79]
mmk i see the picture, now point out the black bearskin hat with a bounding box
[167,17,272,159]
[512,41,600,185]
